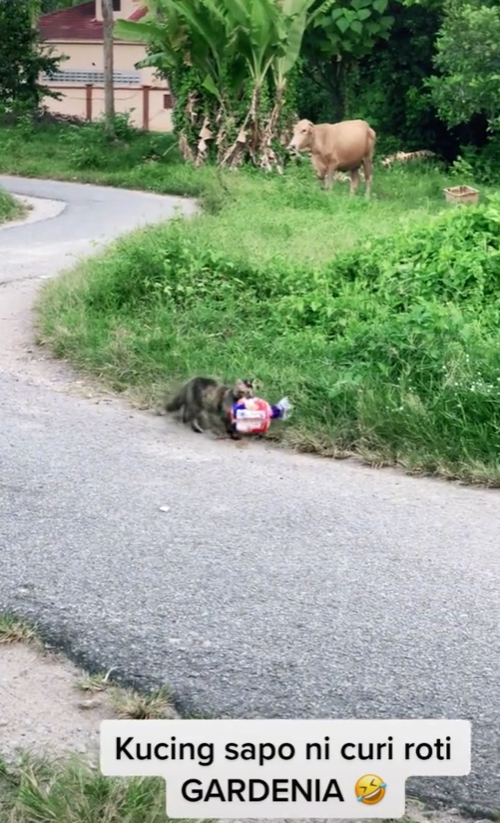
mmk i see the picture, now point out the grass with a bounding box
[110,686,173,719]
[0,611,182,820]
[0,613,40,645]
[0,755,181,823]
[4,115,500,485]
[34,159,449,384]
[76,671,174,718]
[0,754,481,823]
[0,185,25,223]
[76,669,118,693]
[0,116,221,205]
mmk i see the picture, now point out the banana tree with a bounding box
[261,0,337,170]
[217,0,337,167]
[115,0,338,169]
[115,0,247,162]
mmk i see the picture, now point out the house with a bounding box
[38,0,174,132]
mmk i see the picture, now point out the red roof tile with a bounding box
[39,1,147,42]
[128,6,147,20]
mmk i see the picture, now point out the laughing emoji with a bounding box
[355,774,387,805]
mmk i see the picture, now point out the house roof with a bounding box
[39,1,147,42]
[128,5,146,19]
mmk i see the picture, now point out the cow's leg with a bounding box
[311,155,327,188]
[324,163,337,191]
[362,155,373,199]
[349,169,360,196]
[317,171,327,189]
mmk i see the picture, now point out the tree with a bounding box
[114,0,334,170]
[0,0,63,114]
[345,0,449,153]
[300,0,397,121]
[428,0,500,133]
[102,0,115,133]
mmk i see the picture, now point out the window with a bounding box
[41,70,141,87]
[112,0,121,9]
[163,93,173,109]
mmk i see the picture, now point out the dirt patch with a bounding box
[0,277,110,397]
[0,643,114,762]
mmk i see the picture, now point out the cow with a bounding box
[287,118,376,198]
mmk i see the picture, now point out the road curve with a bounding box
[0,176,498,816]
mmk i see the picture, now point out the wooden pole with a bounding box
[142,85,150,130]
[101,0,115,133]
[85,83,93,121]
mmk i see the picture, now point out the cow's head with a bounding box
[287,119,314,153]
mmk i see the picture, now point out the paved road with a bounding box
[0,177,499,816]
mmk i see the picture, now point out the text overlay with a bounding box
[100,718,471,819]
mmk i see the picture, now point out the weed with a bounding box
[0,186,25,223]
[109,686,174,719]
[0,118,214,197]
[0,754,193,823]
[74,669,173,718]
[0,614,39,645]
[75,668,117,693]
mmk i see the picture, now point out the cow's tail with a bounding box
[367,126,377,157]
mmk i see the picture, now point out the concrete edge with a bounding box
[0,194,67,233]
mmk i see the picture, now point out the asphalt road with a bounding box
[0,176,499,816]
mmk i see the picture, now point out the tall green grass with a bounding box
[35,152,500,484]
[0,754,189,823]
[0,185,24,222]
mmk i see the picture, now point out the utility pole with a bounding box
[101,0,115,133]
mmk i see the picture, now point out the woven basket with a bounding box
[443,185,479,205]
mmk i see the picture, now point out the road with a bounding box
[0,176,498,816]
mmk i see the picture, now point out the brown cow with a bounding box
[287,118,376,198]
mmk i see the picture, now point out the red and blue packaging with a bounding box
[229,396,292,436]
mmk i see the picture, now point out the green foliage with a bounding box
[450,137,500,186]
[298,0,399,120]
[40,0,83,9]
[58,113,147,170]
[307,0,396,61]
[346,1,446,151]
[0,0,63,115]
[429,0,500,131]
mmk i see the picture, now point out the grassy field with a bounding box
[3,117,500,485]
[0,185,25,223]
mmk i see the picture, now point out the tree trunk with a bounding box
[101,0,115,134]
